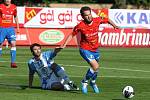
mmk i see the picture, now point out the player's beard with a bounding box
[4,2,11,6]
[4,3,9,6]
[84,18,93,24]
[4,0,11,6]
[33,52,41,58]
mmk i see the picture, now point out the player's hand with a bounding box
[54,47,63,54]
[17,30,20,34]
[60,45,66,49]
[114,26,119,30]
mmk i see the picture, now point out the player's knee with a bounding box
[95,67,99,72]
[10,43,16,47]
[51,82,64,91]
[51,63,62,72]
[61,67,65,71]
[11,47,16,50]
[51,63,58,70]
[92,66,99,72]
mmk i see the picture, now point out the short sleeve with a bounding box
[44,50,56,60]
[0,5,2,11]
[13,6,17,17]
[72,25,80,36]
[0,4,3,13]
[13,8,17,17]
[28,61,36,75]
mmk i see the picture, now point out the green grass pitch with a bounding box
[0,47,150,100]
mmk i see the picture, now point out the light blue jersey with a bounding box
[28,50,58,89]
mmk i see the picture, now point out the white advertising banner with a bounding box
[24,8,82,28]
[109,9,150,29]
[16,7,101,28]
[17,7,25,24]
[16,7,150,29]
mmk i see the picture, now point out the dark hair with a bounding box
[80,6,91,16]
[30,43,41,53]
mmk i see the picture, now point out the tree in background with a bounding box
[42,0,49,7]
[111,0,127,9]
[136,0,150,9]
[3,0,150,9]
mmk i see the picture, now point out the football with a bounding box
[122,86,135,99]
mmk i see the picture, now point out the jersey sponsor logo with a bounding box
[2,20,11,23]
[85,32,98,37]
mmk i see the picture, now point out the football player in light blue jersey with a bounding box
[28,43,79,91]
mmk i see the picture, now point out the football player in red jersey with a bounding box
[60,6,118,94]
[0,0,20,68]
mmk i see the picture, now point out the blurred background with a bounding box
[0,0,150,9]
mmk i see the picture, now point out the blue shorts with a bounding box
[0,27,16,44]
[79,48,100,63]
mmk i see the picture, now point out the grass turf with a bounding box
[0,47,150,100]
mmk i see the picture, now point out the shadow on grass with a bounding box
[0,83,41,90]
[0,83,80,93]
[65,90,80,94]
[0,65,8,68]
[112,99,126,100]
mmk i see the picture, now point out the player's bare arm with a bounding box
[14,16,20,33]
[54,47,63,54]
[29,74,34,88]
[29,71,34,88]
[108,19,119,29]
[60,33,74,48]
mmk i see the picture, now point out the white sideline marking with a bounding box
[0,74,149,79]
[61,64,150,73]
[0,60,150,73]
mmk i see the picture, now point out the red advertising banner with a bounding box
[13,28,150,47]
[16,28,77,46]
[93,8,108,20]
[99,28,150,47]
